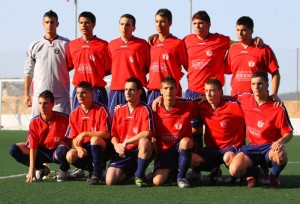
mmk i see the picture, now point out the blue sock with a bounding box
[177,149,192,179]
[135,158,151,178]
[55,146,70,171]
[271,161,286,177]
[245,166,261,178]
[9,144,29,166]
[91,145,103,178]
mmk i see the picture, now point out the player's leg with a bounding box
[9,142,30,166]
[53,145,70,182]
[153,169,172,186]
[135,138,153,187]
[177,137,193,188]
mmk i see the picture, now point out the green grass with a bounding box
[1,130,300,204]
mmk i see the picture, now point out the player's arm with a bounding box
[26,148,37,183]
[73,131,110,146]
[24,76,33,107]
[270,70,281,101]
[111,136,125,157]
[148,34,159,46]
[270,131,293,152]
[122,130,152,148]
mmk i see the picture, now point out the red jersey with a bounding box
[226,43,279,95]
[184,33,230,94]
[67,102,111,144]
[66,36,111,87]
[26,112,69,150]
[147,35,188,94]
[236,93,293,145]
[108,36,150,90]
[111,102,153,151]
[196,100,245,149]
[153,100,195,153]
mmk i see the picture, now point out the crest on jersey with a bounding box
[248,60,255,67]
[53,136,60,143]
[91,127,96,132]
[54,48,60,54]
[206,50,213,56]
[220,121,227,128]
[257,120,265,128]
[174,123,182,130]
[162,53,169,60]
[130,56,135,63]
[133,127,138,134]
[89,54,95,61]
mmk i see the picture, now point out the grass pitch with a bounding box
[0,130,299,204]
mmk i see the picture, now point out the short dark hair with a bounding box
[79,11,96,24]
[251,71,268,84]
[120,14,136,27]
[192,11,210,24]
[39,90,54,103]
[161,76,177,88]
[236,16,254,30]
[156,8,172,22]
[126,77,143,91]
[44,10,58,21]
[76,81,93,92]
[205,78,223,91]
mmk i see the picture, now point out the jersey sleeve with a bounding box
[24,42,36,77]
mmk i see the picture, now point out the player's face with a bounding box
[79,17,95,36]
[251,77,268,97]
[205,84,222,106]
[125,82,141,103]
[155,15,171,35]
[236,24,253,42]
[76,87,93,105]
[38,97,54,116]
[119,17,135,39]
[193,18,210,38]
[42,16,58,36]
[160,82,177,100]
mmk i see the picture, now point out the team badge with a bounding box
[53,136,60,143]
[174,123,182,130]
[206,50,213,56]
[89,54,95,61]
[220,121,227,128]
[133,127,138,134]
[130,56,135,63]
[257,120,265,128]
[91,127,96,132]
[248,60,255,67]
[162,53,169,60]
[54,48,60,54]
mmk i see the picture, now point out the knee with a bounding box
[153,176,164,186]
[138,138,152,151]
[55,145,69,160]
[66,150,77,164]
[179,137,193,149]
[270,149,288,165]
[9,144,19,157]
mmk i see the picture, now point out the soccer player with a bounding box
[9,90,70,182]
[67,11,111,109]
[24,10,71,116]
[226,16,280,99]
[66,81,111,185]
[190,78,245,183]
[108,14,150,117]
[106,77,153,187]
[229,71,293,188]
[147,8,188,105]
[152,76,194,188]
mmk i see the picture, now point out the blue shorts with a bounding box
[147,90,161,105]
[72,87,108,110]
[108,89,147,117]
[108,147,139,177]
[194,146,237,171]
[154,144,180,171]
[238,143,272,167]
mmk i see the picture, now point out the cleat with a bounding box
[57,170,69,182]
[69,168,85,179]
[247,176,257,188]
[209,167,222,183]
[186,171,202,183]
[35,166,50,181]
[88,175,101,185]
[177,178,190,188]
[135,177,147,187]
[269,176,280,189]
[259,168,270,185]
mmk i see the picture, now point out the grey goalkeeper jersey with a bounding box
[24,35,70,97]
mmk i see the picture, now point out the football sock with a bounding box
[55,145,70,171]
[271,161,286,177]
[177,149,192,179]
[245,166,261,178]
[8,144,29,166]
[91,145,103,178]
[135,158,151,178]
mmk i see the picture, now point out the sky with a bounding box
[1,0,299,95]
